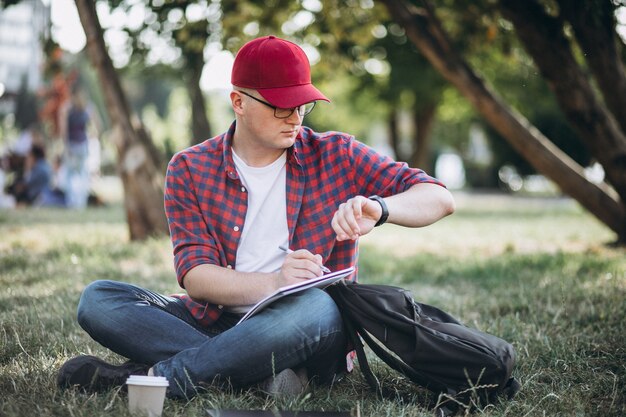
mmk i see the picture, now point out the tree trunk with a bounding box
[187,58,212,146]
[499,0,626,210]
[388,107,404,161]
[379,0,626,242]
[409,103,437,171]
[557,0,626,135]
[75,0,168,240]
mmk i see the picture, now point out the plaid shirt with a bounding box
[165,121,444,327]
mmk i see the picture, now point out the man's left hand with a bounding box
[331,195,382,241]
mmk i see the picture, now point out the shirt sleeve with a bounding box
[347,137,445,197]
[164,152,222,288]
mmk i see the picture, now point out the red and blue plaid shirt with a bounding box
[165,121,444,327]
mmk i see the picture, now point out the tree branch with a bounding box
[557,0,626,134]
[379,0,625,239]
[499,0,626,205]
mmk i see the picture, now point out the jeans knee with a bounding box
[298,289,347,369]
[299,288,343,331]
[77,280,115,330]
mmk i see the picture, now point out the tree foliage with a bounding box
[102,0,219,144]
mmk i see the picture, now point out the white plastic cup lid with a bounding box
[126,375,169,387]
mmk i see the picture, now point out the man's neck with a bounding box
[232,132,287,167]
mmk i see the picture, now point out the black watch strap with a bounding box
[368,195,389,227]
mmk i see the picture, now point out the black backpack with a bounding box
[327,281,519,413]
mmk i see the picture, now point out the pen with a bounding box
[278,245,331,273]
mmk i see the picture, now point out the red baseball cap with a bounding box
[231,35,330,108]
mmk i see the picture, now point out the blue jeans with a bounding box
[76,280,347,398]
[64,141,89,209]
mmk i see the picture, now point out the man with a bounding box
[57,35,455,399]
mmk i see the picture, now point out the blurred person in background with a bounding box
[38,155,68,208]
[2,123,44,200]
[10,144,52,206]
[60,87,95,209]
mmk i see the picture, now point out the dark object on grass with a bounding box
[207,410,351,417]
[57,355,148,392]
[328,281,519,415]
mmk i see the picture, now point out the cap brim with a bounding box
[258,84,330,108]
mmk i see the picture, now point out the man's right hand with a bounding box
[277,249,325,287]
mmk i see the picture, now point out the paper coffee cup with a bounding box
[126,375,169,417]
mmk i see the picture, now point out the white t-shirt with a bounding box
[230,150,289,312]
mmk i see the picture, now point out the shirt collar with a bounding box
[288,128,303,169]
[222,121,238,180]
[222,121,303,177]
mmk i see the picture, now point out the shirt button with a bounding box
[241,186,246,192]
[233,226,240,232]
[226,265,232,269]
[218,305,223,309]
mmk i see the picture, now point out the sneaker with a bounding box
[57,355,149,392]
[260,368,308,399]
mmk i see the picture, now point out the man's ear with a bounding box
[230,90,244,115]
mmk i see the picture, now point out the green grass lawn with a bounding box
[0,192,624,416]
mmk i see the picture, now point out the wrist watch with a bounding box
[368,195,389,227]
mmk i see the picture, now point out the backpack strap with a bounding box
[337,305,383,397]
[349,319,460,416]
[357,325,449,393]
[329,282,452,395]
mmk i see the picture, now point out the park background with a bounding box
[0,0,625,416]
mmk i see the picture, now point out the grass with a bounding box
[0,191,624,416]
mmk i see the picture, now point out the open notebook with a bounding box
[237,266,355,325]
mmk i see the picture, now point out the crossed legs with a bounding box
[74,280,347,398]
